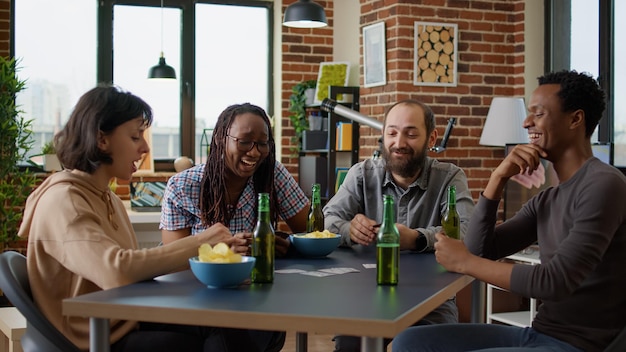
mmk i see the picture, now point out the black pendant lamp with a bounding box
[283,0,327,28]
[148,0,176,79]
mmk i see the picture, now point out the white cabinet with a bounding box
[125,201,162,248]
[486,247,540,327]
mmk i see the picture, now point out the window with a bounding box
[14,0,97,159]
[14,0,272,166]
[547,0,624,168]
[113,4,182,160]
[614,0,625,167]
[194,3,270,164]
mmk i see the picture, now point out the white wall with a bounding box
[333,0,361,86]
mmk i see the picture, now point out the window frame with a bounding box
[99,0,274,168]
[545,0,622,173]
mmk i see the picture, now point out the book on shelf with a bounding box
[335,122,352,151]
[335,167,349,192]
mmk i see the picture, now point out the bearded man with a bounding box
[323,99,475,352]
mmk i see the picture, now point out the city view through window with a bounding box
[15,1,269,166]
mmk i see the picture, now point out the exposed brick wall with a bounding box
[0,0,9,56]
[280,0,526,204]
[280,0,334,176]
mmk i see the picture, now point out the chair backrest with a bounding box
[0,251,82,352]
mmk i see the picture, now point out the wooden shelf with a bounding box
[299,86,360,199]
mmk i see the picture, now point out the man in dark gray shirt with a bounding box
[392,71,626,352]
[324,99,475,352]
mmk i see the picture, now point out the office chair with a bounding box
[0,251,81,352]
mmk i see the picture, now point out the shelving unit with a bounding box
[486,247,540,327]
[298,86,360,200]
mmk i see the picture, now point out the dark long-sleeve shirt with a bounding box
[466,158,626,352]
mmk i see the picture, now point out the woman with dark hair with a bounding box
[17,85,275,352]
[160,103,308,352]
[160,103,309,256]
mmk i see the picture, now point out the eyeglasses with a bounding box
[226,134,271,153]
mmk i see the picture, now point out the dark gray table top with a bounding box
[63,246,472,338]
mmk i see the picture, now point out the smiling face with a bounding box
[525,83,580,160]
[224,112,270,181]
[97,116,150,181]
[382,103,437,179]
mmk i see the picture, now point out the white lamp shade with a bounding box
[479,97,529,147]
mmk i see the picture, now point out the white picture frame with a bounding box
[363,21,387,88]
[413,21,458,87]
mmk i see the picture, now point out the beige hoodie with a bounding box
[18,170,203,350]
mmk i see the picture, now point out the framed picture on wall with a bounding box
[413,21,458,87]
[363,21,387,88]
[314,62,350,104]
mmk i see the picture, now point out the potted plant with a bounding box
[41,140,62,172]
[0,56,37,250]
[288,80,317,153]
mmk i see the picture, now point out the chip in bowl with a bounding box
[290,231,341,257]
[198,243,242,263]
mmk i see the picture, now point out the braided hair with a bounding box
[199,103,279,228]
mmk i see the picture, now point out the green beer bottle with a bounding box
[441,185,460,240]
[251,193,274,283]
[377,195,400,285]
[306,183,324,232]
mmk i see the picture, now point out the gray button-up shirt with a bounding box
[324,157,474,249]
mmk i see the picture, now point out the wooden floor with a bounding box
[282,332,335,352]
[281,331,392,352]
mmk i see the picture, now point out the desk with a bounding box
[63,247,473,352]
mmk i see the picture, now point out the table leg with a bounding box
[90,317,110,352]
[361,336,383,352]
[295,332,308,352]
[471,280,485,323]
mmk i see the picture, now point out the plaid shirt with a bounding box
[160,162,308,235]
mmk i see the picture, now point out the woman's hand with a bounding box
[434,232,472,274]
[196,223,236,246]
[232,232,252,255]
[275,231,291,258]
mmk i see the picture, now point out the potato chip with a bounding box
[197,242,242,263]
[212,242,230,256]
[299,230,336,238]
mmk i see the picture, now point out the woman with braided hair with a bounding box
[160,103,308,351]
[160,102,309,257]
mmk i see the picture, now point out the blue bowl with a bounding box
[189,256,256,288]
[289,233,341,257]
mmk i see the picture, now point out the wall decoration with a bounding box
[314,62,350,104]
[413,21,458,87]
[363,21,386,88]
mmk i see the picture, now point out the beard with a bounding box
[382,140,429,179]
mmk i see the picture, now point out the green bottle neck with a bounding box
[258,193,271,223]
[311,185,321,207]
[381,197,396,226]
[447,187,456,208]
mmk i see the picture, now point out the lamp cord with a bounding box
[160,0,164,56]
